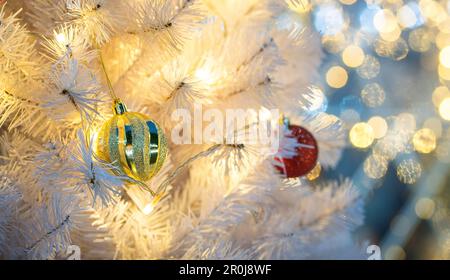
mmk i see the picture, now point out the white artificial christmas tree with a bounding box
[0,0,364,260]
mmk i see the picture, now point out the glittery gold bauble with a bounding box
[96,99,167,181]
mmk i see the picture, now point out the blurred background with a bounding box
[284,0,450,259]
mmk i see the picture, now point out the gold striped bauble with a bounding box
[95,99,167,181]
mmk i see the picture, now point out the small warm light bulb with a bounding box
[342,45,365,68]
[368,116,388,139]
[413,128,436,154]
[142,203,154,215]
[56,33,66,44]
[142,193,163,215]
[326,66,348,89]
[349,122,375,148]
[195,68,215,85]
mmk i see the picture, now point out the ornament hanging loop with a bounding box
[279,114,290,128]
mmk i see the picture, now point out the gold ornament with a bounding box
[96,99,168,181]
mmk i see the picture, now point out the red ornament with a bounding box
[274,124,319,178]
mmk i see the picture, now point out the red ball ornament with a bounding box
[274,124,319,178]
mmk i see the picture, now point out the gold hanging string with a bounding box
[97,48,118,101]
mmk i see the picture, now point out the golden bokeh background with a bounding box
[288,0,450,260]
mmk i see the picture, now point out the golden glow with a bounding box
[368,116,388,139]
[413,128,437,153]
[415,198,435,219]
[349,122,374,148]
[306,162,321,180]
[342,45,365,68]
[326,66,348,88]
[439,98,450,120]
[439,46,450,68]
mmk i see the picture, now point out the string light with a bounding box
[368,116,388,139]
[413,128,437,154]
[142,204,155,215]
[56,33,66,44]
[349,122,374,148]
[342,45,365,67]
[326,66,348,88]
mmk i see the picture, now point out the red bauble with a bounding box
[274,125,319,178]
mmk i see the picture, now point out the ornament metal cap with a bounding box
[113,98,127,115]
